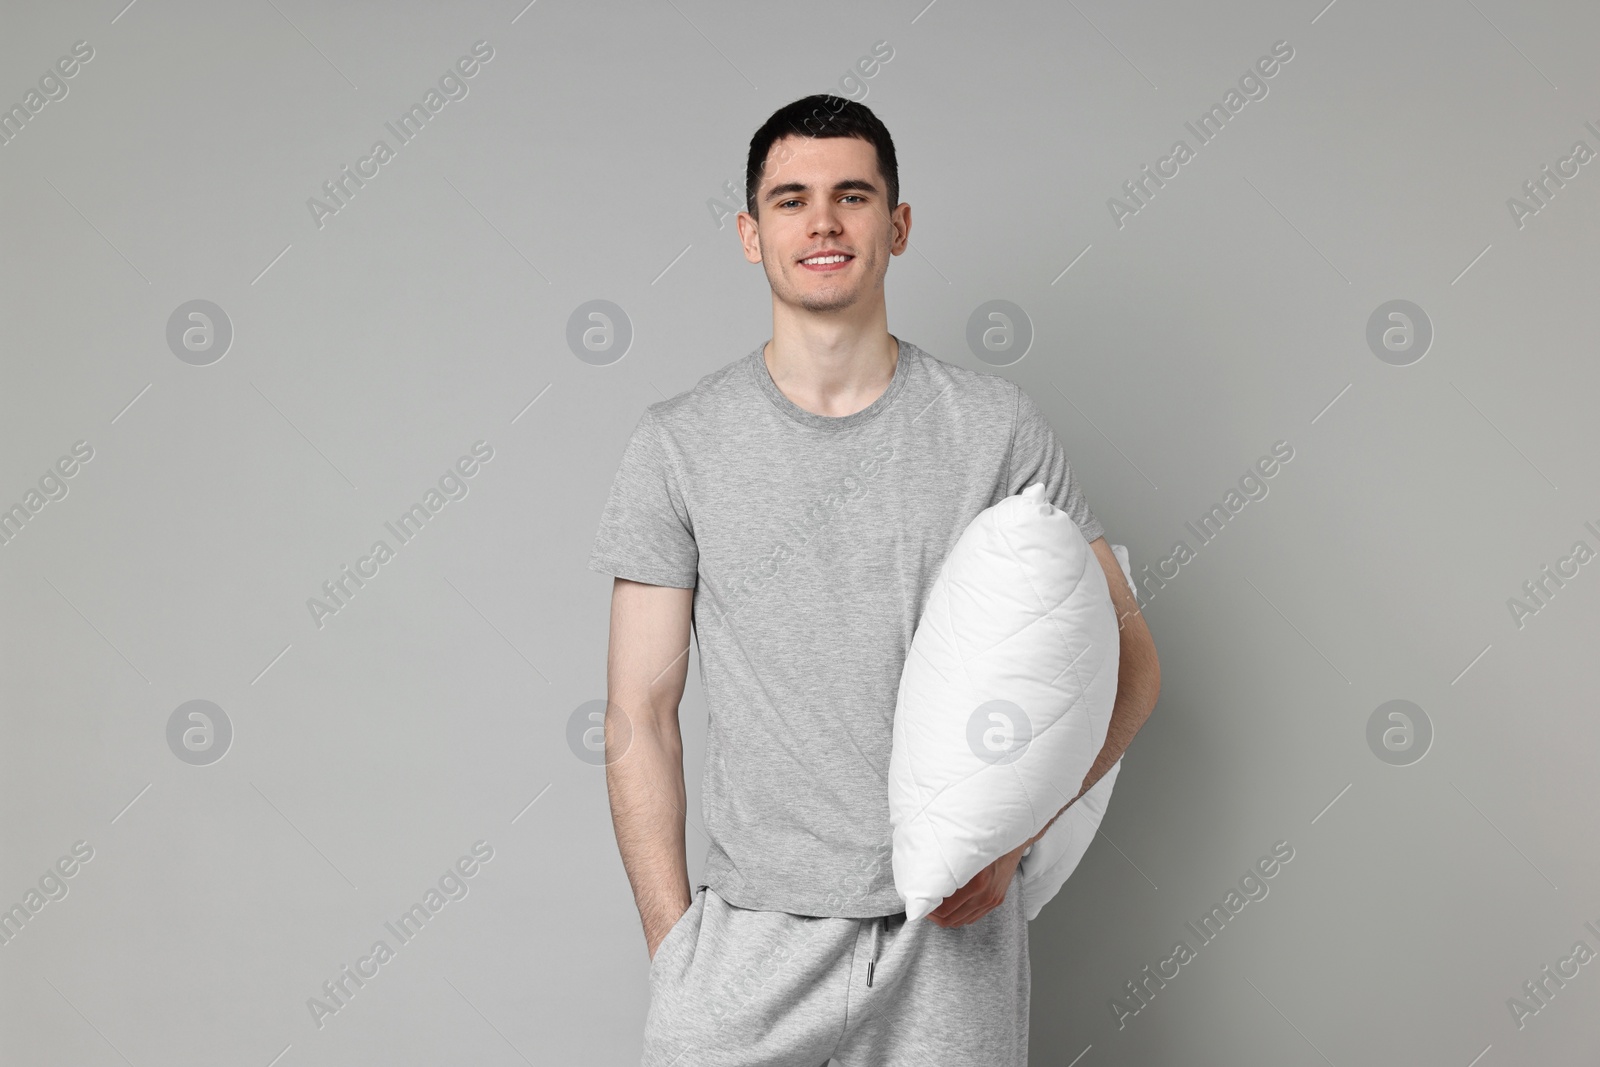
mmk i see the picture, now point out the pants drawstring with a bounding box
[866,916,883,987]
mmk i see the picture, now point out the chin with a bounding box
[798,293,859,313]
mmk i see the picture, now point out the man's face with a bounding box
[737,134,910,315]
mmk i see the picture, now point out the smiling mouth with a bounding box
[799,253,853,270]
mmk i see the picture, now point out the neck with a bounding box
[763,332,900,419]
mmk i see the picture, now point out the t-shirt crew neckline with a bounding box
[748,336,911,432]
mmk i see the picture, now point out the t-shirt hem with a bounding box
[702,872,908,919]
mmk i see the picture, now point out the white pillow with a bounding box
[1015,542,1133,920]
[889,483,1124,923]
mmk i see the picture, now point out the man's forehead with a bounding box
[766,133,874,164]
[760,139,879,190]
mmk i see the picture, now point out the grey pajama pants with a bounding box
[641,867,1030,1066]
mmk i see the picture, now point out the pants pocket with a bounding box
[648,886,704,983]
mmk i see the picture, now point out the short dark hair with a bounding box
[745,94,899,219]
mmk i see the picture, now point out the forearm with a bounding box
[605,708,692,953]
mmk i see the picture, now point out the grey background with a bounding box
[3,0,1597,1064]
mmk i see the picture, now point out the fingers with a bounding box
[931,891,1002,928]
[930,876,989,927]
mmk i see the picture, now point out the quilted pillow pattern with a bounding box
[1014,540,1134,921]
[889,482,1122,922]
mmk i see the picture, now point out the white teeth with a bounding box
[803,254,848,264]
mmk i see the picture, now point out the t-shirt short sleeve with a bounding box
[587,408,699,588]
[1006,385,1106,544]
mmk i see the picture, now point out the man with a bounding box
[589,94,1161,1066]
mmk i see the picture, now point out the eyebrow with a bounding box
[763,178,879,203]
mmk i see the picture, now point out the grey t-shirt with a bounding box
[588,337,1105,917]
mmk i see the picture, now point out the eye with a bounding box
[841,195,866,203]
[778,199,802,209]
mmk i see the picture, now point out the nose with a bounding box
[808,200,843,239]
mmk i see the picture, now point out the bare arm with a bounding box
[1025,536,1161,848]
[602,576,696,959]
